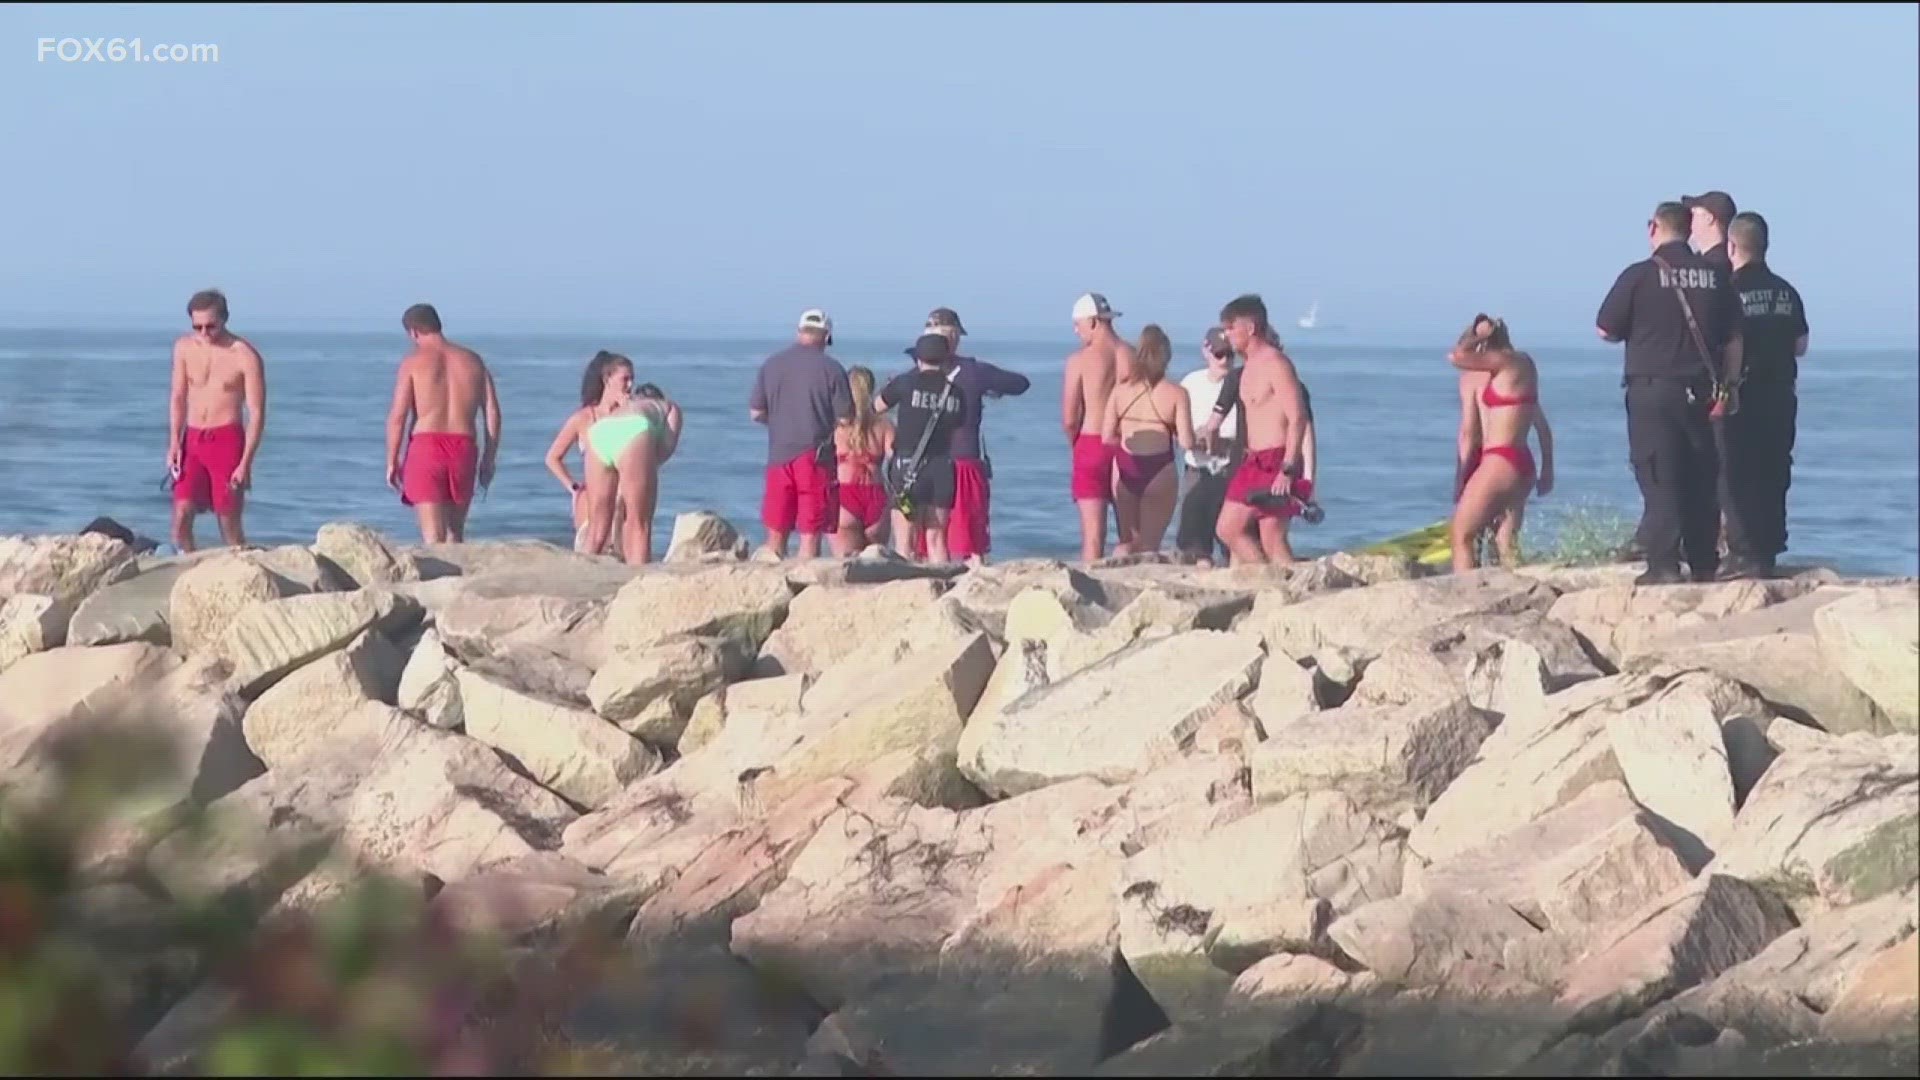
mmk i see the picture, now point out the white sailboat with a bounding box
[1297,300,1320,331]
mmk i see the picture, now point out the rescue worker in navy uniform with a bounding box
[1683,190,1740,557]
[1595,201,1745,586]
[1719,211,1809,579]
[1685,190,1738,273]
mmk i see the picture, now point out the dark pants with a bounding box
[1625,375,1721,575]
[1721,381,1798,560]
[1177,462,1235,560]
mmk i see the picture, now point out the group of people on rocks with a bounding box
[158,193,1805,579]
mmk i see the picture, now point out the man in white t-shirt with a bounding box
[1175,327,1240,564]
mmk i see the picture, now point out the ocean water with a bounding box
[1,325,1914,578]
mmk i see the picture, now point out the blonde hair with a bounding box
[1136,325,1172,383]
[845,366,882,456]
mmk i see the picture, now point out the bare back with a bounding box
[1112,378,1188,455]
[1237,340,1306,453]
[1473,351,1542,450]
[1066,336,1137,437]
[403,342,489,435]
[174,333,261,428]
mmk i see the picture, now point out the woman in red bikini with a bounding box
[1101,324,1196,557]
[833,365,895,555]
[1450,315,1555,572]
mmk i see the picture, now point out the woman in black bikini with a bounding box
[1101,324,1196,557]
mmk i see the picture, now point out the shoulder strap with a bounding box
[889,366,961,494]
[1652,254,1719,383]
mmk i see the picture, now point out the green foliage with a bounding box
[0,714,588,1076]
[1523,498,1639,568]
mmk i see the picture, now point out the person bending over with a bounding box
[580,380,682,564]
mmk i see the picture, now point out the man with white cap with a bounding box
[748,308,853,560]
[1060,292,1136,563]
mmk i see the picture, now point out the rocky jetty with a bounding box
[1,518,1915,1075]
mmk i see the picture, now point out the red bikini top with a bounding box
[1481,381,1538,409]
[838,447,878,480]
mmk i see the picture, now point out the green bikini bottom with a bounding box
[587,414,657,469]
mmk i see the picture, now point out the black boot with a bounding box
[1636,563,1688,586]
[1719,554,1776,581]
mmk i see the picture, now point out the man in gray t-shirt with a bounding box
[749,308,853,559]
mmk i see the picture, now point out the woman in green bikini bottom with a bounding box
[582,381,683,565]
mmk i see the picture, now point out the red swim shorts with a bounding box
[911,457,992,560]
[1225,448,1309,521]
[174,424,245,514]
[763,449,838,534]
[401,432,479,508]
[1071,433,1114,503]
[838,482,889,531]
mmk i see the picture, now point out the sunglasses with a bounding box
[192,321,219,332]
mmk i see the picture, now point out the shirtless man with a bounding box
[1213,294,1310,566]
[384,303,502,544]
[1060,292,1136,563]
[167,289,266,553]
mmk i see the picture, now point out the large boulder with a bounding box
[1623,588,1898,736]
[395,627,462,729]
[65,552,226,647]
[1821,933,1919,1042]
[959,630,1264,799]
[456,669,660,810]
[1410,669,1776,868]
[313,522,419,588]
[0,532,137,608]
[678,672,807,756]
[754,578,949,677]
[0,593,68,672]
[1349,611,1607,721]
[1408,780,1701,935]
[1546,578,1817,667]
[168,553,304,656]
[1555,874,1797,1036]
[587,635,747,745]
[1607,888,1919,1052]
[217,589,420,697]
[757,628,996,810]
[149,718,578,904]
[664,510,749,562]
[1117,791,1404,1022]
[1238,569,1556,671]
[603,565,795,656]
[939,560,1112,640]
[1814,584,1919,733]
[0,644,258,870]
[1252,691,1492,816]
[241,630,406,770]
[728,781,1182,1075]
[432,564,633,673]
[1705,732,1918,912]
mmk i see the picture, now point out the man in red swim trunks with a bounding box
[903,306,1031,566]
[1061,292,1136,564]
[749,308,854,561]
[167,289,267,553]
[1213,294,1311,567]
[384,303,502,544]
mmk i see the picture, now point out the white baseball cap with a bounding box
[1071,292,1120,322]
[798,308,833,333]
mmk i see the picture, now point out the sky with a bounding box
[4,2,1916,345]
